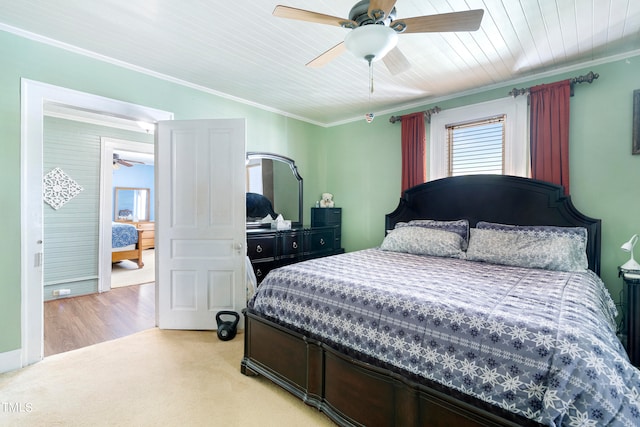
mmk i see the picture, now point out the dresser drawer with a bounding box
[247,235,276,260]
[311,207,342,226]
[137,223,155,250]
[306,228,335,253]
[252,260,278,284]
[280,231,303,257]
[140,230,155,239]
[140,234,155,250]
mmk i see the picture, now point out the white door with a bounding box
[156,119,246,330]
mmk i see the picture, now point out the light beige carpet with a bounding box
[111,249,155,288]
[0,329,335,427]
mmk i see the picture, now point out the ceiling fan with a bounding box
[113,153,144,168]
[273,0,484,75]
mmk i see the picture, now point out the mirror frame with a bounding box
[246,152,303,228]
[114,186,150,222]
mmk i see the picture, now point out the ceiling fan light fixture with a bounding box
[344,24,398,62]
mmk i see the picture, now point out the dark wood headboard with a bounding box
[385,175,601,275]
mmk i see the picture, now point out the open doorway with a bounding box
[41,110,158,356]
[21,79,173,366]
[101,140,156,293]
[110,151,156,288]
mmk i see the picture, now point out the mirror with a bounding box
[114,187,150,222]
[246,152,303,228]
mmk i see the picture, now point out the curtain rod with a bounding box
[389,106,442,124]
[508,71,599,98]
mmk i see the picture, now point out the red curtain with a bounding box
[401,112,426,193]
[529,80,571,194]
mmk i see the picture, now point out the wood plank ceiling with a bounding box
[1,1,639,126]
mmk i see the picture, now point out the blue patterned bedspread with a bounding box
[112,222,138,248]
[249,249,640,426]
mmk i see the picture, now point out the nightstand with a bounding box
[620,268,640,366]
[311,207,342,249]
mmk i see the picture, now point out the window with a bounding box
[447,115,505,176]
[429,97,529,181]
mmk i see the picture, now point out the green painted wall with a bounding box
[319,119,401,250]
[321,56,640,314]
[43,117,154,301]
[0,30,318,355]
[2,26,639,360]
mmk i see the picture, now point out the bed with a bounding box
[111,221,144,268]
[241,175,640,427]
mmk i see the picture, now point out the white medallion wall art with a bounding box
[43,167,84,210]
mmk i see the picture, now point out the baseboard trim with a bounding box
[0,349,22,374]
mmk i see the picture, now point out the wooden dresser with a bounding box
[136,221,155,250]
[115,220,155,250]
[247,226,343,283]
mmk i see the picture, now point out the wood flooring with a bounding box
[44,283,156,357]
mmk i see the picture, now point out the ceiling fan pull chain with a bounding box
[364,55,375,123]
[370,64,374,94]
[367,55,374,94]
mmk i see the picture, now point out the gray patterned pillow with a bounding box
[395,219,470,249]
[476,221,588,241]
[466,227,588,272]
[381,226,465,258]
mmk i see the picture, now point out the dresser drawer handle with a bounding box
[319,238,325,246]
[256,269,263,277]
[256,244,263,253]
[292,241,298,249]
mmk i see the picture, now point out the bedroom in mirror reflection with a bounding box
[114,187,150,222]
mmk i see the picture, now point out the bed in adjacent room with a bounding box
[111,221,144,268]
[241,174,640,427]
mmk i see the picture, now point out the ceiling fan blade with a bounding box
[273,5,356,28]
[383,46,411,75]
[306,42,347,68]
[398,9,484,33]
[368,0,398,21]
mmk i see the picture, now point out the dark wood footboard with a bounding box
[241,309,541,427]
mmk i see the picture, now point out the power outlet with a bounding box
[53,289,71,297]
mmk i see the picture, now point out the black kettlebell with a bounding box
[216,311,239,341]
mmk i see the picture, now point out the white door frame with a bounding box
[99,138,155,293]
[21,78,172,367]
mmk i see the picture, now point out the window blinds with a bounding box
[446,115,505,176]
